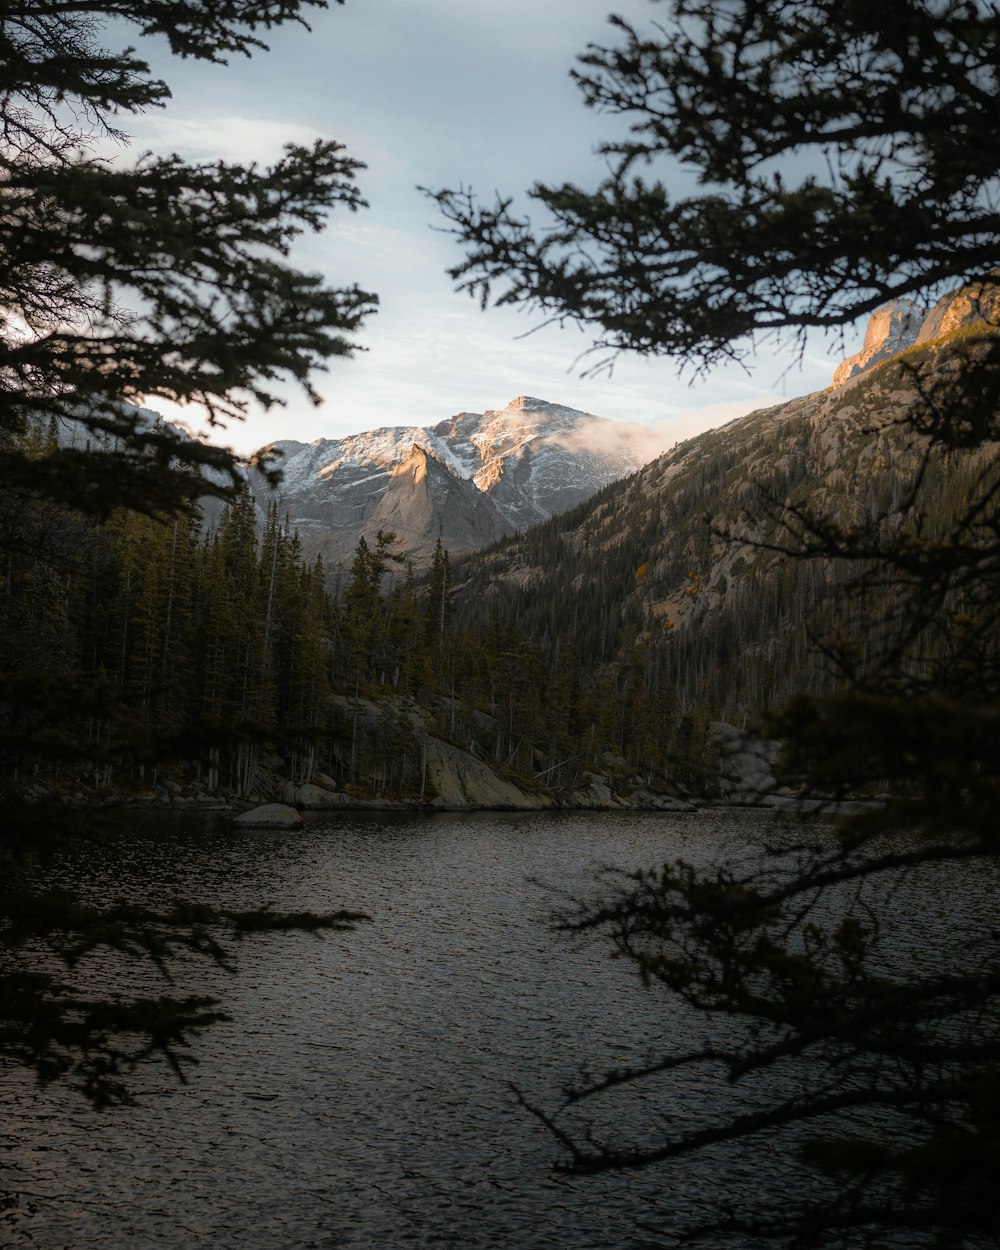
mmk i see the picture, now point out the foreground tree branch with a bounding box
[439,3,1000,1244]
[0,0,372,1120]
[432,1,1000,373]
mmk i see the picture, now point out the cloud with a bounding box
[124,114,326,165]
[546,419,669,466]
[107,0,840,462]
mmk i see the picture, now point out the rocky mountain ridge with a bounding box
[247,395,665,566]
[37,395,666,567]
[454,282,1000,722]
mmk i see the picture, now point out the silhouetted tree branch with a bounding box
[440,3,1000,1245]
[1,0,371,1120]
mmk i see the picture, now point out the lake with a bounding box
[0,808,986,1249]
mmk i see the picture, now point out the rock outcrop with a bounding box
[294,783,346,809]
[360,443,512,561]
[423,739,552,809]
[832,299,926,387]
[914,278,1000,345]
[833,279,1000,389]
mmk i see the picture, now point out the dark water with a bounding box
[0,809,989,1249]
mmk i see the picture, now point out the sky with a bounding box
[118,0,860,458]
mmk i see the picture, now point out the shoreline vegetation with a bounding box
[13,718,876,817]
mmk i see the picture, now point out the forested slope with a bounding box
[453,324,1000,723]
[0,424,708,805]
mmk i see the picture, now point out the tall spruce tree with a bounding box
[1,1,369,1115]
[436,3,1000,1246]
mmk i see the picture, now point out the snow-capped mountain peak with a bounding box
[248,397,665,565]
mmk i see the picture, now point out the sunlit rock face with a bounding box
[832,279,1000,389]
[832,299,926,387]
[914,279,1000,345]
[247,396,665,566]
[359,443,512,562]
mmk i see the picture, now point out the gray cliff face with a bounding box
[249,395,663,565]
[833,278,1000,388]
[360,444,513,561]
[832,299,927,386]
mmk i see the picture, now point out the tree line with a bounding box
[1,423,712,804]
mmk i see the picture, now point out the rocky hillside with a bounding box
[247,395,664,566]
[453,284,1000,722]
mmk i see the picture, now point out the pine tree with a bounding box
[1,0,370,1114]
[423,538,452,656]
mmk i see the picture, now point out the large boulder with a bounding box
[561,777,625,809]
[424,739,550,809]
[294,783,349,809]
[233,803,303,828]
[709,722,781,804]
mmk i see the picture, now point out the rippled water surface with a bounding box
[1,809,989,1249]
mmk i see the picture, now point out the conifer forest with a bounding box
[1,419,713,806]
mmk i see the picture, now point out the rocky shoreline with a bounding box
[16,720,878,822]
[29,773,701,817]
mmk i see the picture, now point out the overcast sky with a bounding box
[122,0,858,457]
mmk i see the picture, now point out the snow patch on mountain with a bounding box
[249,396,664,566]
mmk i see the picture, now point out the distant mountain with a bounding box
[247,396,665,565]
[452,285,1000,722]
